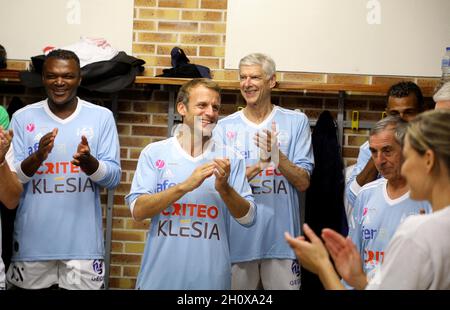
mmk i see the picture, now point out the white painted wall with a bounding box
[0,0,133,60]
[225,0,450,77]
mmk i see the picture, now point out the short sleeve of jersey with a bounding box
[125,145,159,207]
[91,109,121,189]
[10,112,28,176]
[228,156,256,226]
[292,113,314,175]
[10,114,23,163]
[345,142,371,206]
[5,146,16,173]
[228,149,253,197]
[348,192,365,254]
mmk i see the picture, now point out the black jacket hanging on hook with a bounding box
[305,110,347,236]
[302,110,348,290]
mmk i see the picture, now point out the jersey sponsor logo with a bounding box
[31,161,93,194]
[77,127,94,140]
[91,260,104,283]
[157,179,176,192]
[362,207,376,225]
[27,142,40,155]
[250,179,288,195]
[32,177,94,194]
[226,130,237,140]
[240,150,252,159]
[9,264,24,283]
[26,123,35,132]
[290,260,301,286]
[361,226,377,240]
[92,260,104,275]
[158,203,220,240]
[155,159,165,169]
[35,161,81,175]
[363,207,376,217]
[162,203,219,219]
[157,220,220,240]
[27,142,67,156]
[277,130,289,147]
[257,167,283,177]
[250,168,287,195]
[291,260,300,277]
[364,249,384,266]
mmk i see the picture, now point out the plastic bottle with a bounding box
[441,46,450,82]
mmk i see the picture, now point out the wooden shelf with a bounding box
[0,69,20,82]
[133,76,437,97]
[1,70,436,97]
[134,76,391,94]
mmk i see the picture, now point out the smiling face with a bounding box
[177,84,220,137]
[42,57,81,109]
[369,126,403,181]
[239,64,275,107]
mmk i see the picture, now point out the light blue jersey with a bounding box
[10,98,121,261]
[346,141,370,207]
[215,106,314,262]
[349,178,431,278]
[126,137,255,290]
[345,141,383,207]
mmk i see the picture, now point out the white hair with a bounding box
[239,53,276,79]
[433,82,450,102]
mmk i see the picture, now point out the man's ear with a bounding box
[269,74,276,89]
[177,102,187,116]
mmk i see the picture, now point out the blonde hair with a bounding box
[406,110,450,175]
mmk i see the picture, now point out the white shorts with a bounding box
[6,259,105,290]
[231,259,301,290]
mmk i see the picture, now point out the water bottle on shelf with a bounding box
[441,46,450,83]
